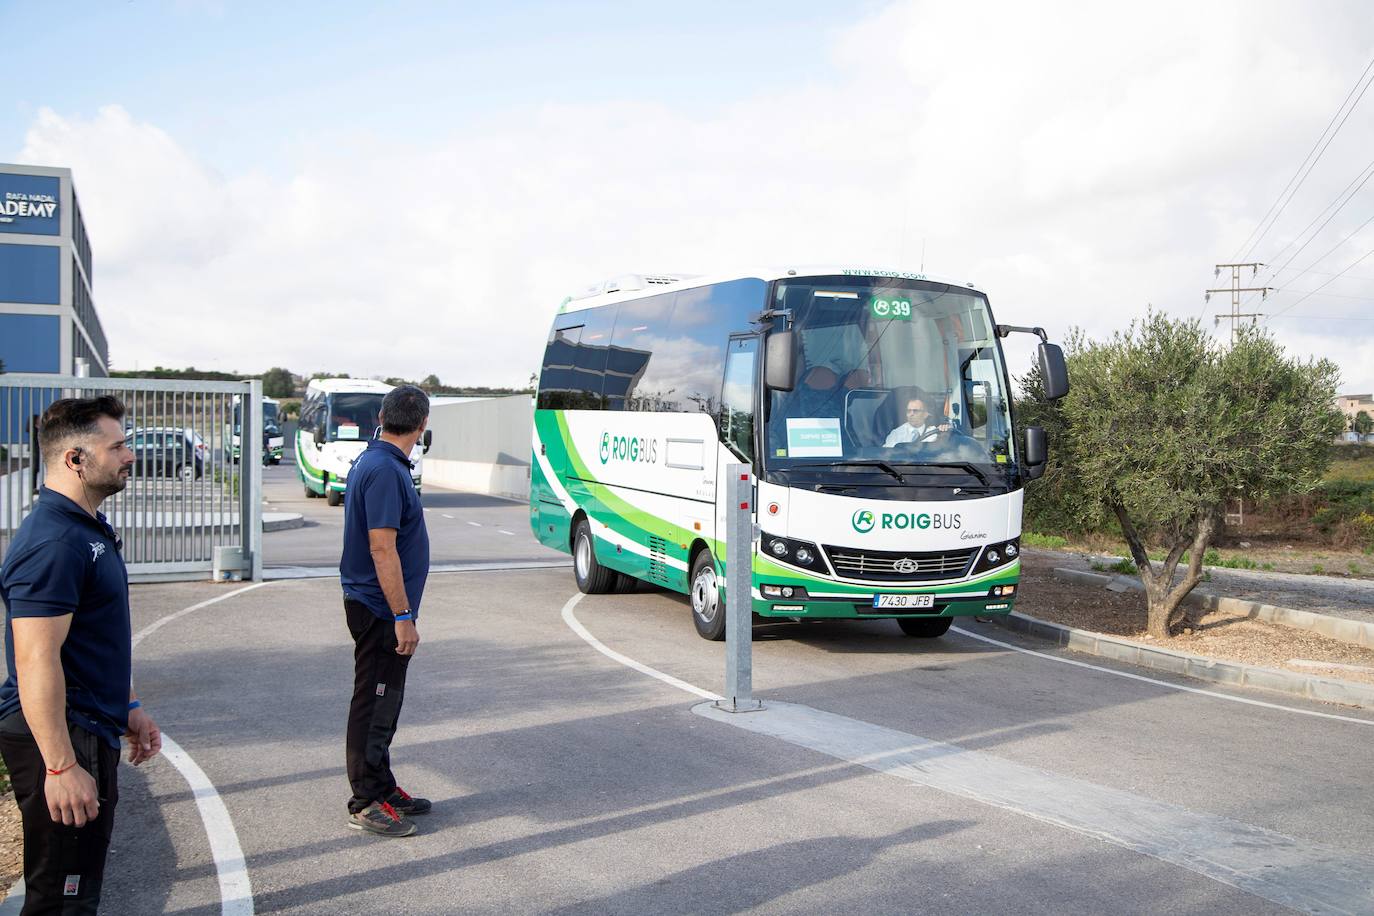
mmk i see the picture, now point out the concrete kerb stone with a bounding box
[1052,567,1374,649]
[994,610,1374,709]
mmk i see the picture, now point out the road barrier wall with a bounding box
[422,395,532,501]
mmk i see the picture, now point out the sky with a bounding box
[4,0,1374,394]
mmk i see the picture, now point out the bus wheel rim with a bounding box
[575,532,590,580]
[693,567,718,623]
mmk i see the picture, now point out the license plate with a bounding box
[872,594,935,609]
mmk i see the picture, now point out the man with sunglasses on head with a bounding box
[0,396,161,914]
[884,392,952,448]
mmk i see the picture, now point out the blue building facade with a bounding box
[0,163,108,377]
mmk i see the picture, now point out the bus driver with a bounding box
[884,393,951,448]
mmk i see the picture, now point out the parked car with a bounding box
[125,427,206,480]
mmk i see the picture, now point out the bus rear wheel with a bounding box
[573,520,617,594]
[690,552,726,641]
[326,482,343,507]
[897,617,952,638]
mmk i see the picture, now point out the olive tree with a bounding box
[1050,313,1342,638]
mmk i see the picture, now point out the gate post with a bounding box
[244,379,264,581]
[716,463,763,713]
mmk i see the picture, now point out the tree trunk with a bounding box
[1112,503,1221,639]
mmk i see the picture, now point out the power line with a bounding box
[1205,263,1269,340]
[1231,53,1374,263]
[1255,153,1374,284]
[1266,314,1374,321]
[1264,242,1374,323]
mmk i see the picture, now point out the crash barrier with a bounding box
[421,395,534,501]
[0,374,263,582]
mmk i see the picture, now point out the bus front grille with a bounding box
[822,545,977,582]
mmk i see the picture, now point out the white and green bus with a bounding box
[296,378,430,506]
[530,268,1067,640]
[227,395,284,464]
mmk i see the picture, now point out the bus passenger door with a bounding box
[714,336,759,575]
[533,324,582,550]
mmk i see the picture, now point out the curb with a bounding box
[263,512,305,532]
[1052,567,1374,649]
[993,609,1374,709]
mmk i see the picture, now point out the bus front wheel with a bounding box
[690,552,726,641]
[897,617,952,638]
[572,520,617,594]
[326,481,343,507]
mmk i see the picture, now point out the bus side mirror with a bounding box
[1023,426,1048,480]
[1038,343,1069,401]
[765,330,796,392]
[422,430,433,454]
[314,425,326,446]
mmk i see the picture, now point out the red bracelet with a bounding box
[46,762,78,776]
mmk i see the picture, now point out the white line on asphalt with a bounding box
[130,584,263,914]
[950,625,1374,726]
[560,594,720,701]
[498,529,515,536]
[161,736,255,915]
[132,582,270,649]
[467,521,482,527]
[442,514,455,519]
[561,594,1374,912]
[692,700,1374,914]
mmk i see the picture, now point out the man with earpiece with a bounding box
[0,396,161,914]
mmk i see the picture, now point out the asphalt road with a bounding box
[54,529,1374,914]
[261,458,565,570]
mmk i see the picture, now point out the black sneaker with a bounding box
[348,801,417,837]
[386,786,432,816]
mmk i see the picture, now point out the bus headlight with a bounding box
[971,537,1020,575]
[761,533,827,573]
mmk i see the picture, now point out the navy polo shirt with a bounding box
[340,439,430,619]
[0,488,132,748]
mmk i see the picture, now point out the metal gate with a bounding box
[1,374,263,582]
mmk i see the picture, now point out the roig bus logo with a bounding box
[598,431,658,466]
[851,508,963,533]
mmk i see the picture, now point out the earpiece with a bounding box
[71,449,82,466]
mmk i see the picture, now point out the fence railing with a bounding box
[0,374,262,582]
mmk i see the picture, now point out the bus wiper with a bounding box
[901,462,989,486]
[790,460,906,483]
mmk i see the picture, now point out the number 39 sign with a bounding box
[870,298,913,320]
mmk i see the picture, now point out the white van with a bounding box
[296,378,429,506]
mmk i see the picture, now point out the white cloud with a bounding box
[15,0,1374,394]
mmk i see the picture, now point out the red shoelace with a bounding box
[379,801,403,821]
[393,787,413,801]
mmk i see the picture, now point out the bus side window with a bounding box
[719,337,758,462]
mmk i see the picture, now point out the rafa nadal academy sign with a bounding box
[0,173,60,236]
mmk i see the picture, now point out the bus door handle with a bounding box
[540,444,546,455]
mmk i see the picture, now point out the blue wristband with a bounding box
[393,613,414,622]
[128,700,141,711]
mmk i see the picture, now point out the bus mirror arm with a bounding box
[996,325,1070,401]
[314,425,326,447]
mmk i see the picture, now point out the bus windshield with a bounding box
[764,277,1015,479]
[326,393,385,441]
[233,401,281,434]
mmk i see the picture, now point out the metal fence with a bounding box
[1,374,262,582]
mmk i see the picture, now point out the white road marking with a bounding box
[498,529,515,536]
[442,513,455,519]
[693,700,1374,914]
[132,582,270,649]
[560,594,719,700]
[129,583,262,914]
[950,624,1374,727]
[162,736,255,915]
[467,521,482,528]
[564,593,1374,913]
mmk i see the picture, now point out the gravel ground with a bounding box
[1016,553,1374,687]
[1032,547,1374,626]
[0,793,18,896]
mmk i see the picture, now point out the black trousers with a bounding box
[0,711,119,916]
[345,598,412,813]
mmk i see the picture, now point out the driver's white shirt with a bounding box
[884,422,940,447]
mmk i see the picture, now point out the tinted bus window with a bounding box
[651,279,765,414]
[608,292,677,411]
